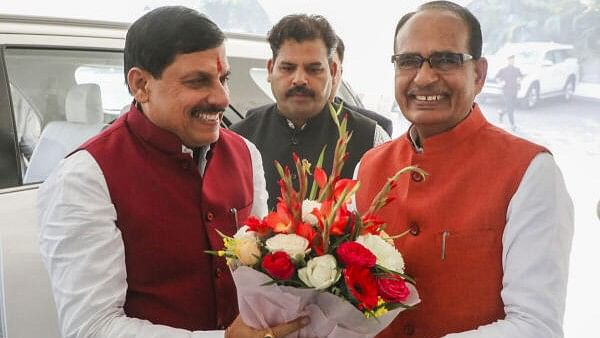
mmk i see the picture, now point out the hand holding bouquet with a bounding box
[211,104,425,337]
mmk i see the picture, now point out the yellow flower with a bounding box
[373,306,388,318]
[234,238,261,266]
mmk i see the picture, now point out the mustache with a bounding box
[190,105,225,118]
[286,86,315,97]
[407,84,447,96]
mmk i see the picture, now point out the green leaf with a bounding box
[374,264,416,284]
[385,302,417,310]
[260,279,308,287]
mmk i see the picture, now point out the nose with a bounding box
[208,82,230,109]
[292,69,308,87]
[412,61,439,87]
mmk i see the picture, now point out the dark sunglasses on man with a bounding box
[391,52,474,72]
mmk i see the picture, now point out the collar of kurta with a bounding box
[125,102,212,159]
[406,103,487,154]
[275,104,331,132]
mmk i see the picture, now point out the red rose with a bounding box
[261,251,295,280]
[377,275,410,303]
[343,266,378,310]
[336,242,376,268]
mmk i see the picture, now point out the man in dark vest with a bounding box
[38,6,306,338]
[330,36,394,137]
[231,14,389,209]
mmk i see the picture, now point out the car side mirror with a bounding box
[542,59,553,67]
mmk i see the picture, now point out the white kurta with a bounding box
[39,138,267,338]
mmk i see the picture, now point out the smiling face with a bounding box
[394,10,487,139]
[268,39,335,126]
[129,44,230,148]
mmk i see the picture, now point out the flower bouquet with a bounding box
[212,104,425,337]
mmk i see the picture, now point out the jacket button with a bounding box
[409,223,420,236]
[206,212,215,221]
[182,162,190,170]
[291,137,299,145]
[404,323,415,336]
[292,173,298,180]
[215,267,222,278]
[411,171,423,182]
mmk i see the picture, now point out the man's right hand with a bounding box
[225,314,310,338]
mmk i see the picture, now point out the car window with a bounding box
[9,84,42,164]
[544,51,556,64]
[5,48,129,184]
[4,48,275,186]
[553,49,567,63]
[75,65,132,122]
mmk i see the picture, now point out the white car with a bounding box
[481,42,579,109]
[0,14,268,338]
[0,14,366,338]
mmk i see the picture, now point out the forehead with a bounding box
[276,39,329,63]
[169,44,229,72]
[395,10,470,54]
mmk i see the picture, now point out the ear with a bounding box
[127,67,151,103]
[474,57,488,93]
[330,60,338,78]
[266,58,274,83]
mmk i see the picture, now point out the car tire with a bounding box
[523,83,539,109]
[563,77,576,101]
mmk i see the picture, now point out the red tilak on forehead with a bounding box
[216,57,222,73]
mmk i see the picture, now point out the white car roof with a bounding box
[0,14,270,59]
[497,41,574,55]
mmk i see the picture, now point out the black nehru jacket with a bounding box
[333,96,393,137]
[231,103,376,209]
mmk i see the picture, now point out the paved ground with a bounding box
[574,82,600,102]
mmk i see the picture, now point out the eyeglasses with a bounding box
[391,52,474,72]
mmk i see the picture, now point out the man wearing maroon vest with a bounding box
[38,6,307,338]
[356,1,573,338]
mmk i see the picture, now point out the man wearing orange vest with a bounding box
[356,1,573,337]
[38,6,307,338]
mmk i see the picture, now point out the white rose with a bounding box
[298,254,340,290]
[265,234,310,260]
[234,225,258,240]
[356,233,405,273]
[234,238,261,266]
[302,200,322,225]
[231,226,261,266]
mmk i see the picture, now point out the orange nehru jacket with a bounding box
[356,105,546,338]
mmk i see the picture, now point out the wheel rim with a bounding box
[564,81,574,100]
[527,86,539,108]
